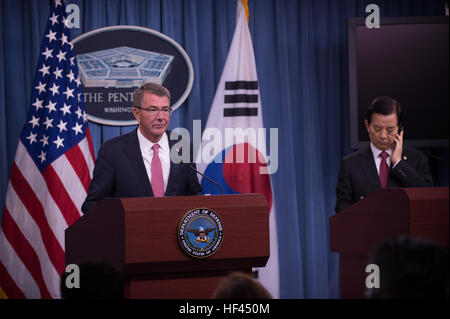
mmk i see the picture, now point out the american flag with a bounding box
[0,0,95,298]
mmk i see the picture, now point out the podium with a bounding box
[329,187,449,299]
[65,194,269,298]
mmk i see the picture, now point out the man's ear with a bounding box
[132,107,140,122]
[364,119,369,131]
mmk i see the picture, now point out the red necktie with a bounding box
[379,151,389,188]
[151,144,164,197]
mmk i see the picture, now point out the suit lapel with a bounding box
[357,146,381,192]
[125,128,154,196]
[387,148,408,187]
[387,162,396,187]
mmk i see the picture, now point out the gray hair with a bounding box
[133,82,171,108]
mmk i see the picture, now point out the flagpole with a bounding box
[197,0,280,298]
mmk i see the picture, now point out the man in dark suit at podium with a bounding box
[81,83,202,214]
[335,96,433,213]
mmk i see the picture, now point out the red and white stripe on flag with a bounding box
[0,0,95,298]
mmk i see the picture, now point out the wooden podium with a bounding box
[65,194,269,298]
[329,187,449,299]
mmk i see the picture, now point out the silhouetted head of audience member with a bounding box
[212,272,272,299]
[367,235,448,299]
[60,261,124,299]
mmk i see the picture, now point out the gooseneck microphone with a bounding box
[179,162,224,195]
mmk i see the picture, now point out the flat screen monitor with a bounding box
[348,16,449,149]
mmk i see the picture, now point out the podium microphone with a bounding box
[179,162,224,195]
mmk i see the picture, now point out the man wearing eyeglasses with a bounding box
[81,83,202,214]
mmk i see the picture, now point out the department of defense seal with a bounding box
[178,208,224,258]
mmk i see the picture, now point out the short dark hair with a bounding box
[212,272,272,299]
[133,82,171,108]
[368,235,448,299]
[366,96,402,125]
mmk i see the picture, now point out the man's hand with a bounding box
[391,130,404,165]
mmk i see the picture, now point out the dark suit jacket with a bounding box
[335,145,433,213]
[81,129,202,214]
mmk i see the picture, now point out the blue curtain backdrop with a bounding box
[0,0,447,298]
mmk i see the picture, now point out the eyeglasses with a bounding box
[134,106,172,115]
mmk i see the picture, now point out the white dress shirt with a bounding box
[137,128,171,192]
[370,143,400,175]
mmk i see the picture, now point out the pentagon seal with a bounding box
[72,25,194,126]
[178,208,224,258]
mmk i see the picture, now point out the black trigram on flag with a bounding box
[223,81,259,117]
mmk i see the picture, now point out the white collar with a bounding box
[137,127,169,151]
[370,142,392,158]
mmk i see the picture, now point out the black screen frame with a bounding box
[348,16,449,149]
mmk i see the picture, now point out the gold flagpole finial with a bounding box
[242,0,249,23]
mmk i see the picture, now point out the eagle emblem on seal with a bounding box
[188,226,217,243]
